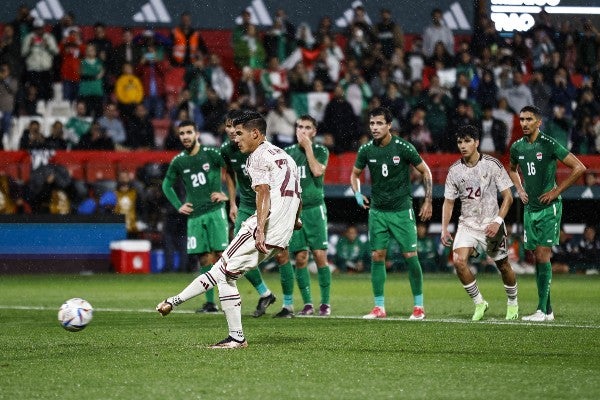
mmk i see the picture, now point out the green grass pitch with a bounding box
[1,272,599,399]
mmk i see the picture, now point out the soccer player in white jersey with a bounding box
[156,111,302,348]
[441,125,519,321]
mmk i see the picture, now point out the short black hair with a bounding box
[297,114,317,129]
[520,105,543,119]
[232,111,266,135]
[177,119,196,130]
[455,125,480,141]
[225,109,243,122]
[369,107,393,124]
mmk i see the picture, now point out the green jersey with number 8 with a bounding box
[354,136,423,212]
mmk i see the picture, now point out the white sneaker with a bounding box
[522,310,546,322]
[545,312,555,321]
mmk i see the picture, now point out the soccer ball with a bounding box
[58,298,93,332]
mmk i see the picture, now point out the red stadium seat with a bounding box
[152,118,171,148]
[85,161,116,182]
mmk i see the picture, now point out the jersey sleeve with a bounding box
[354,145,368,170]
[402,141,423,166]
[552,138,570,161]
[444,167,459,200]
[314,145,329,166]
[161,159,183,209]
[495,163,513,193]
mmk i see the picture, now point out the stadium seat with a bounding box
[164,67,186,110]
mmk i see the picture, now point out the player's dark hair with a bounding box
[232,110,266,135]
[177,119,196,130]
[456,125,480,141]
[369,107,393,124]
[297,114,317,129]
[225,109,243,123]
[520,105,543,119]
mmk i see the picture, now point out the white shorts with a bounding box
[453,223,508,261]
[217,226,282,280]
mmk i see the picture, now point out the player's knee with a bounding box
[372,249,386,262]
[295,251,309,267]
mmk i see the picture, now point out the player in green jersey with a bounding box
[222,110,294,317]
[162,120,230,313]
[509,105,586,322]
[280,114,332,316]
[351,107,433,320]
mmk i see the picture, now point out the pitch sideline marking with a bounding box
[2,305,599,329]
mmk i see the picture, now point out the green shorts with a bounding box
[369,208,417,253]
[234,206,255,235]
[523,202,562,250]
[289,203,328,253]
[187,206,229,254]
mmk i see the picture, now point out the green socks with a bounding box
[536,262,552,313]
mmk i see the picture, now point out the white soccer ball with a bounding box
[58,298,93,332]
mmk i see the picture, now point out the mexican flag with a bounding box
[291,92,331,123]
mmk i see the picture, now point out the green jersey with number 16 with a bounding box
[509,131,569,212]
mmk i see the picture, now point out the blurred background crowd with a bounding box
[1,3,600,274]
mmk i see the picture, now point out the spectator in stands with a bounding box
[544,104,572,149]
[237,65,263,111]
[403,105,433,152]
[0,62,18,150]
[76,121,114,150]
[0,170,28,214]
[287,61,312,93]
[264,95,296,146]
[114,62,143,122]
[231,9,252,46]
[65,100,91,144]
[498,70,534,117]
[200,87,228,136]
[320,84,361,153]
[451,72,476,105]
[52,12,76,45]
[0,24,24,83]
[58,27,84,103]
[78,43,104,118]
[9,4,34,46]
[233,23,266,70]
[340,62,373,118]
[111,28,142,80]
[163,108,189,151]
[478,105,508,155]
[426,40,454,70]
[29,168,73,214]
[346,23,371,63]
[334,224,369,273]
[97,102,127,148]
[88,22,112,74]
[422,8,454,58]
[16,83,42,117]
[125,103,155,150]
[136,42,169,119]
[19,120,46,151]
[206,53,234,103]
[260,56,289,107]
[263,11,296,63]
[528,69,552,120]
[315,15,334,45]
[381,81,406,123]
[170,11,209,69]
[346,4,376,46]
[577,18,600,75]
[112,170,142,238]
[571,115,597,155]
[493,97,515,143]
[370,66,393,99]
[475,69,498,110]
[574,224,600,274]
[550,67,577,117]
[46,120,69,150]
[471,14,502,59]
[374,8,404,60]
[21,18,58,101]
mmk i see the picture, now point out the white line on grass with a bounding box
[2,305,600,329]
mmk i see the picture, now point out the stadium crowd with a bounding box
[1,4,600,274]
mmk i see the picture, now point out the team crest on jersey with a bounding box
[202,163,210,171]
[392,156,400,165]
[536,152,543,161]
